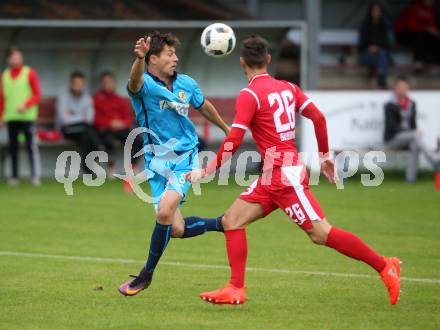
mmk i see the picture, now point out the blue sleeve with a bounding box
[189,78,205,110]
[126,75,149,98]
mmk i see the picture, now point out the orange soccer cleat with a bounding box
[380,257,401,305]
[199,283,246,305]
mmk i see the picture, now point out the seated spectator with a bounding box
[358,2,393,88]
[93,71,142,175]
[57,71,102,173]
[395,0,440,66]
[384,76,440,182]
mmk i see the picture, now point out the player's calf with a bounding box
[180,216,223,238]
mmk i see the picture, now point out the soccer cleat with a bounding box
[200,283,246,305]
[380,257,401,305]
[118,267,152,296]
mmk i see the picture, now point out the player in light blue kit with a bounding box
[118,31,230,296]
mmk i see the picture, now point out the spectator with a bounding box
[395,0,440,66]
[359,2,393,88]
[0,47,41,186]
[384,76,440,182]
[57,71,102,173]
[93,71,142,174]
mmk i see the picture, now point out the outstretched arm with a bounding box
[187,127,246,182]
[128,37,150,94]
[198,99,230,135]
[186,89,257,182]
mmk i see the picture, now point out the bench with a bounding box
[287,28,440,89]
[0,96,237,179]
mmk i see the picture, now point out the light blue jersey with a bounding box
[128,72,204,152]
[127,72,204,204]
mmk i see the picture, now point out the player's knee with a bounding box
[307,230,328,245]
[171,224,184,238]
[156,208,173,224]
[221,213,240,230]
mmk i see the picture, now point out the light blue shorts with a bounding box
[145,147,199,206]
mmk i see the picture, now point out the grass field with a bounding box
[0,176,439,329]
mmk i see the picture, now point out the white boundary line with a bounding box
[1,251,439,285]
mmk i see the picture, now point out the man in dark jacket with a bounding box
[384,76,439,182]
[359,3,393,88]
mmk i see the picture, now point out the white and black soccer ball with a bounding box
[200,23,236,58]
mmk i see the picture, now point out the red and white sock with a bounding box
[224,229,247,288]
[326,227,386,273]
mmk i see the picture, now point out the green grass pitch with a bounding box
[0,177,439,329]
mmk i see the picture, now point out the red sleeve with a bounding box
[301,102,329,157]
[205,90,257,174]
[231,89,258,130]
[93,94,107,130]
[205,127,246,175]
[289,83,311,113]
[292,84,329,156]
[405,3,437,31]
[24,69,41,108]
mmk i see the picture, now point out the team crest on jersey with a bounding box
[178,91,186,103]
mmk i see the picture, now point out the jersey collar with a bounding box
[10,64,24,77]
[147,71,177,89]
[249,72,270,84]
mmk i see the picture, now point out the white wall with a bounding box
[300,90,440,157]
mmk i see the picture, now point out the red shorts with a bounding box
[239,165,325,230]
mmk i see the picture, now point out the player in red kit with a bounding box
[186,35,401,305]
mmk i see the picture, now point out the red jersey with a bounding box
[93,91,134,131]
[206,72,329,174]
[233,73,313,168]
[395,1,438,33]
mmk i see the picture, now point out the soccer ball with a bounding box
[200,23,236,58]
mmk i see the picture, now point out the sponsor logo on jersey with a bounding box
[159,100,189,117]
[279,130,295,141]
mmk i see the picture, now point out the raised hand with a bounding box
[134,37,150,59]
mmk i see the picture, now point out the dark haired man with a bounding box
[187,35,401,305]
[118,32,230,296]
[57,71,102,173]
[0,47,41,185]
